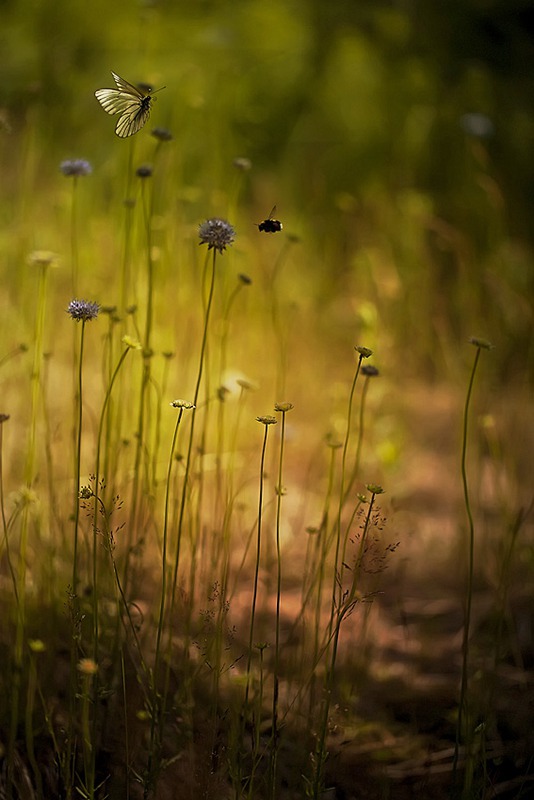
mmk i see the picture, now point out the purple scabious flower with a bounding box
[136,164,153,178]
[60,159,92,177]
[151,127,173,142]
[361,365,380,378]
[67,299,100,322]
[198,218,235,254]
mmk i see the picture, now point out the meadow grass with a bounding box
[0,148,532,799]
[0,148,403,798]
[1,8,533,796]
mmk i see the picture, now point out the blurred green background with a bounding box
[1,0,533,382]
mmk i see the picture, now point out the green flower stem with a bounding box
[70,176,80,296]
[269,403,292,798]
[88,343,134,787]
[147,403,187,786]
[155,249,218,798]
[329,354,363,640]
[243,418,274,800]
[453,341,490,794]
[72,319,87,594]
[344,372,372,504]
[169,249,217,615]
[0,418,17,602]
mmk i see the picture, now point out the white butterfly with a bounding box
[95,72,162,138]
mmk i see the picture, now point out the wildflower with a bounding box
[136,164,153,178]
[233,156,252,171]
[469,336,494,350]
[28,250,57,268]
[366,484,385,495]
[60,159,92,177]
[237,378,256,391]
[67,299,100,322]
[100,305,117,315]
[354,346,373,358]
[326,433,342,449]
[198,218,235,253]
[171,399,195,409]
[151,127,173,142]
[122,335,143,350]
[361,365,379,378]
[274,402,294,413]
[256,415,277,426]
[77,658,98,675]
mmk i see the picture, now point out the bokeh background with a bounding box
[1,3,534,798]
[2,0,533,383]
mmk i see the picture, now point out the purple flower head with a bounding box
[198,218,235,254]
[67,299,100,322]
[60,159,92,177]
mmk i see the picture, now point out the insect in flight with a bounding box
[95,72,165,138]
[257,206,283,234]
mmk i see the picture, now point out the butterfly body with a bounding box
[257,206,283,233]
[95,72,161,138]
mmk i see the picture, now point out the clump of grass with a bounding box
[7,251,55,797]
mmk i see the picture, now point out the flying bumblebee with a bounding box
[257,206,283,234]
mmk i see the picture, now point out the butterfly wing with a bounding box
[115,97,152,138]
[94,88,138,115]
[95,72,152,137]
[111,71,146,98]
